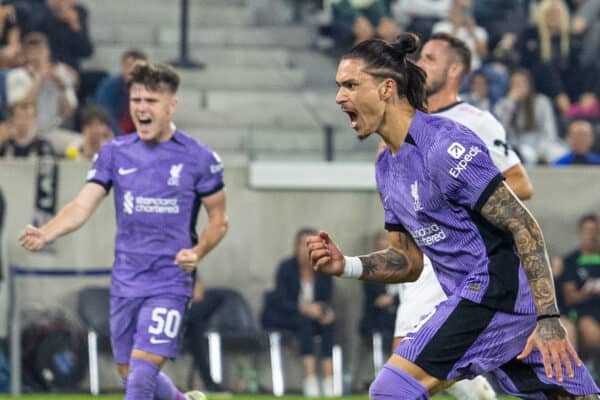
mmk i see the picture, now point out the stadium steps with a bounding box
[175,89,348,129]
[158,26,314,48]
[177,67,305,90]
[82,45,292,73]
[84,4,255,27]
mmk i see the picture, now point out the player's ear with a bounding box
[379,78,395,101]
[448,62,463,80]
[169,95,178,114]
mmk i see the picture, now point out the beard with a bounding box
[425,68,449,96]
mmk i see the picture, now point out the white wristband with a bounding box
[341,256,363,279]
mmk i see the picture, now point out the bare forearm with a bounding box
[358,247,421,284]
[481,184,558,316]
[192,219,228,260]
[41,200,91,241]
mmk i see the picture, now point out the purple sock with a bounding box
[126,358,160,400]
[155,371,186,400]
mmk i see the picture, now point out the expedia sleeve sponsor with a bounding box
[430,138,502,210]
[195,149,224,196]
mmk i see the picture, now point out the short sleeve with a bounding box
[195,148,224,196]
[429,130,503,211]
[479,115,521,172]
[86,141,113,192]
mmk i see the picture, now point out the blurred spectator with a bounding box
[391,0,450,41]
[22,31,78,133]
[185,279,226,393]
[326,0,400,50]
[565,92,600,120]
[431,0,488,69]
[94,49,147,135]
[517,0,599,115]
[494,68,566,165]
[553,119,600,165]
[0,99,54,158]
[359,231,398,343]
[34,0,92,73]
[474,0,528,51]
[0,4,21,68]
[461,70,491,111]
[64,105,113,160]
[560,214,600,364]
[568,0,600,69]
[261,227,335,397]
[551,255,579,351]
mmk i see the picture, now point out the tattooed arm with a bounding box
[358,230,423,283]
[306,230,423,284]
[480,181,580,381]
[480,181,558,317]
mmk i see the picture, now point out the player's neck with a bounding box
[158,122,176,142]
[379,101,415,155]
[428,88,460,113]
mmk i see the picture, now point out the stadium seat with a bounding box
[77,286,110,396]
[265,330,344,397]
[200,288,263,389]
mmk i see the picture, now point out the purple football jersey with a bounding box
[87,130,224,298]
[376,111,534,314]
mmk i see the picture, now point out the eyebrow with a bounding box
[336,79,359,87]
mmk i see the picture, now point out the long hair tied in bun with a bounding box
[342,33,427,112]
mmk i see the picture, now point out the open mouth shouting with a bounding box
[343,108,359,130]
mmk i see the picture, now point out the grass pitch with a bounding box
[0,395,519,399]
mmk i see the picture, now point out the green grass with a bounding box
[0,395,519,400]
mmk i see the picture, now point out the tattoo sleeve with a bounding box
[358,231,423,283]
[480,182,559,317]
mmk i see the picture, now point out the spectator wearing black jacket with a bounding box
[261,227,335,397]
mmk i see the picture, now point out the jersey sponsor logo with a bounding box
[124,191,134,215]
[210,151,224,174]
[149,336,171,344]
[449,145,482,178]
[410,180,423,211]
[447,142,466,159]
[118,167,138,175]
[168,163,183,186]
[87,169,96,180]
[410,223,447,246]
[123,191,179,214]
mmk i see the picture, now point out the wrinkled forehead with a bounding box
[129,82,173,97]
[421,40,451,62]
[336,58,373,83]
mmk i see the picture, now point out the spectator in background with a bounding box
[432,0,488,70]
[560,214,600,368]
[185,279,226,393]
[461,70,491,111]
[0,3,21,68]
[64,105,113,160]
[327,0,400,50]
[95,49,147,135]
[22,31,78,133]
[359,230,398,344]
[517,0,598,116]
[0,99,54,158]
[261,227,335,397]
[34,0,93,73]
[494,68,566,165]
[553,119,600,165]
[391,0,450,41]
[551,255,579,351]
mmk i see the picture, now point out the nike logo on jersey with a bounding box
[118,167,138,175]
[150,336,171,344]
